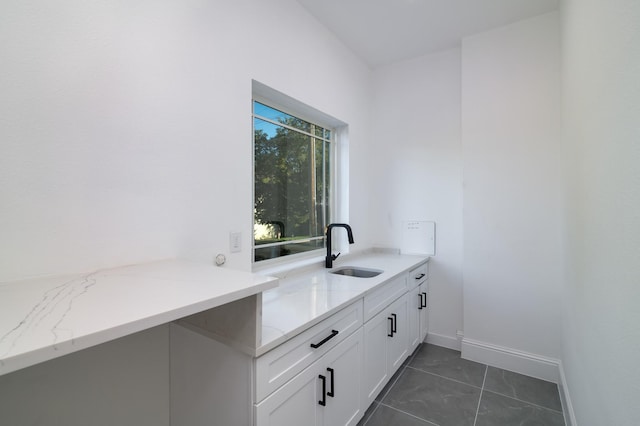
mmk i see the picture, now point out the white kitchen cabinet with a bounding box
[171,256,429,426]
[386,294,409,374]
[255,365,320,426]
[362,293,409,408]
[320,329,363,426]
[406,286,424,353]
[362,305,390,406]
[255,300,362,402]
[408,262,428,290]
[407,281,429,353]
[255,328,363,426]
[418,281,429,343]
[407,263,429,354]
[407,284,421,353]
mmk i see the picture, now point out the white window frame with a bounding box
[251,81,347,269]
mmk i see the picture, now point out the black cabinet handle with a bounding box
[418,293,424,310]
[415,273,425,280]
[318,374,327,406]
[421,292,427,308]
[327,367,335,397]
[310,330,339,349]
[388,313,397,337]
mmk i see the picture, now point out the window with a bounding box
[253,100,333,262]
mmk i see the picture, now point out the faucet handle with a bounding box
[332,252,341,261]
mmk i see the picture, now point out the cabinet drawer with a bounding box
[363,275,407,322]
[255,300,363,402]
[408,262,428,288]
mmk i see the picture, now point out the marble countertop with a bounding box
[0,259,278,376]
[258,252,429,355]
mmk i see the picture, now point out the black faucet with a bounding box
[325,223,355,268]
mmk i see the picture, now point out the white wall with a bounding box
[370,49,463,349]
[0,0,372,423]
[561,1,640,424]
[461,12,563,373]
[0,0,372,282]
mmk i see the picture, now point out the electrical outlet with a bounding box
[230,232,241,253]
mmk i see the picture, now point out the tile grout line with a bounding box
[472,365,488,426]
[376,402,440,426]
[363,368,405,425]
[481,389,565,414]
[404,365,484,390]
[378,343,421,401]
[364,343,424,426]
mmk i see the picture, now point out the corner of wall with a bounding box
[460,337,560,384]
[558,360,578,426]
[426,332,461,351]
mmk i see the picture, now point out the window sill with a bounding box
[252,253,326,278]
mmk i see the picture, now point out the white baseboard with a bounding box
[558,360,577,426]
[460,337,560,383]
[461,338,577,424]
[425,332,461,351]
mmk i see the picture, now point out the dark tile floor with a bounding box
[358,344,565,426]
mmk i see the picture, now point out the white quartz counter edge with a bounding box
[0,259,278,376]
[257,253,429,356]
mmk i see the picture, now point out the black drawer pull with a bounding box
[327,367,335,397]
[310,330,339,349]
[415,273,425,280]
[421,292,427,308]
[318,374,326,406]
[391,313,397,333]
[388,317,394,337]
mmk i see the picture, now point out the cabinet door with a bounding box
[419,282,429,343]
[256,331,363,426]
[386,295,409,375]
[407,286,422,354]
[319,330,363,426]
[254,361,321,426]
[362,310,389,408]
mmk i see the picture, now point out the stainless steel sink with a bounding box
[330,267,383,278]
